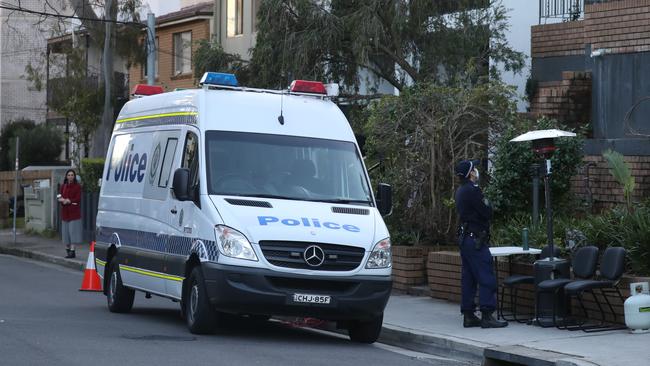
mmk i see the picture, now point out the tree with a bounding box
[22,0,145,159]
[246,0,524,93]
[9,124,65,169]
[363,79,518,243]
[0,119,36,170]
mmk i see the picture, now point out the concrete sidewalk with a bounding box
[1,229,648,366]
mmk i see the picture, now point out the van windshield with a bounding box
[205,131,372,205]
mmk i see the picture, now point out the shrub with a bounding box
[80,158,105,193]
[363,80,518,244]
[8,123,64,169]
[484,117,584,216]
[0,118,36,170]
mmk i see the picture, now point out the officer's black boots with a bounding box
[481,310,508,328]
[462,311,481,328]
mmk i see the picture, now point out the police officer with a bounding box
[454,159,507,328]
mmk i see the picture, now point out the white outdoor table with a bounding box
[489,246,542,319]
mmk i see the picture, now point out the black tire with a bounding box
[107,259,135,313]
[348,313,383,343]
[184,267,217,334]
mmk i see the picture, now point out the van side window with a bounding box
[182,132,199,203]
[158,138,178,188]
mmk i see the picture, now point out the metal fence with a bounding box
[539,0,584,23]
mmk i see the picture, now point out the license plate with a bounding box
[292,293,331,304]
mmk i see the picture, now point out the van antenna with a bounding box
[278,4,289,126]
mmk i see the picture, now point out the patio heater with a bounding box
[510,129,575,326]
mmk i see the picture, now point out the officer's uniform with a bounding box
[454,161,497,314]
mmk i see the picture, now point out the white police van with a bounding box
[94,73,393,343]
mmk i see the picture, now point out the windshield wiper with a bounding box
[223,193,304,201]
[310,198,372,205]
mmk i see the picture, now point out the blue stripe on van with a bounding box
[96,227,219,261]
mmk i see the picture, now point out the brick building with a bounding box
[129,2,213,92]
[530,0,650,209]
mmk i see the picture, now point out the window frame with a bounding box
[227,0,244,37]
[172,31,192,75]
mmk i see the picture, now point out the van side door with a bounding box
[165,130,200,299]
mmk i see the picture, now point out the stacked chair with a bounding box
[535,246,599,328]
[499,245,560,323]
[561,246,627,332]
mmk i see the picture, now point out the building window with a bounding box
[252,0,260,33]
[173,31,192,75]
[143,37,159,79]
[227,0,243,37]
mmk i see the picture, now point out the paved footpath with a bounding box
[1,229,649,366]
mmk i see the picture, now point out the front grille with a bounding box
[258,241,365,271]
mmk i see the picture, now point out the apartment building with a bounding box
[529,0,650,208]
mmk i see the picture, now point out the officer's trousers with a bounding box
[459,235,497,313]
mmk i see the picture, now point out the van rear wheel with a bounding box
[107,259,134,313]
[348,313,383,343]
[184,267,217,334]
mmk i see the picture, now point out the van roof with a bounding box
[115,88,356,142]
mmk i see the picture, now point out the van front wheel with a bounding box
[184,267,217,334]
[348,313,383,343]
[107,260,134,313]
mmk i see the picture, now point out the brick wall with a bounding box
[533,0,650,59]
[529,71,592,128]
[129,19,211,93]
[392,246,432,292]
[571,155,650,210]
[586,0,650,54]
[531,21,585,58]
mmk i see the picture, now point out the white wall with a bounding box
[0,0,71,127]
[495,0,538,112]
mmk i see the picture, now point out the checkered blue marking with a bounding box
[97,227,219,261]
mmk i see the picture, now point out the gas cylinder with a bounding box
[624,282,650,333]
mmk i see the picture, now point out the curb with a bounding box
[0,246,85,272]
[379,324,486,364]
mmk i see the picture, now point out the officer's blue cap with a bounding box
[455,159,480,178]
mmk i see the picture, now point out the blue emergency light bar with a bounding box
[199,72,238,87]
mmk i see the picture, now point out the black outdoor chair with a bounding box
[499,245,560,323]
[561,246,627,332]
[534,245,599,328]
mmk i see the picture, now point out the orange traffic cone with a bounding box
[79,241,102,292]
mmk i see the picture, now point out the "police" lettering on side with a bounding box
[258,216,360,232]
[106,143,148,183]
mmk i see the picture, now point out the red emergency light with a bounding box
[131,84,164,96]
[289,80,326,95]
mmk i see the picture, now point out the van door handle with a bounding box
[170,207,178,214]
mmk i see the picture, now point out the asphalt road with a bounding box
[0,255,452,366]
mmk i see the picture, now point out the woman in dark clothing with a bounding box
[58,169,82,258]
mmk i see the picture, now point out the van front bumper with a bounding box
[202,263,391,321]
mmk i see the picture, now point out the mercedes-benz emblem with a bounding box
[304,245,325,267]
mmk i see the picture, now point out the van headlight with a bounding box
[215,225,258,261]
[366,238,391,269]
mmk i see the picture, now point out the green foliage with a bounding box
[602,149,635,211]
[363,79,518,243]
[5,123,64,169]
[492,204,650,276]
[80,158,105,193]
[246,0,524,91]
[193,39,251,83]
[0,119,36,170]
[484,117,584,215]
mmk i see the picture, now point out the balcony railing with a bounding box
[539,0,584,23]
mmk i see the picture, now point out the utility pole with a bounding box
[13,137,19,244]
[92,0,117,156]
[147,12,155,85]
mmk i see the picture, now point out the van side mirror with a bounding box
[376,183,392,216]
[172,168,191,201]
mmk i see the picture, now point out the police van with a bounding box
[94,72,393,343]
